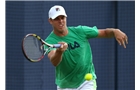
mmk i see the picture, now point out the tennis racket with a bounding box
[22,33,61,62]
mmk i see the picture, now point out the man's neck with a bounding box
[53,28,68,37]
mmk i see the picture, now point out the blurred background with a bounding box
[6,1,135,90]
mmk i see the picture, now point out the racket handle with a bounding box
[53,44,61,48]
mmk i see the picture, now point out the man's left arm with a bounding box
[97,28,128,48]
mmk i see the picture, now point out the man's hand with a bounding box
[113,29,128,48]
[57,42,68,52]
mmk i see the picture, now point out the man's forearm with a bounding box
[47,42,68,66]
[98,28,116,38]
[98,28,128,48]
[50,50,64,66]
[104,28,116,38]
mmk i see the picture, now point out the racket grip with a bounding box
[53,44,61,48]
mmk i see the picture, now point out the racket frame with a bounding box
[22,33,61,62]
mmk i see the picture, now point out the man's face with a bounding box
[49,15,67,33]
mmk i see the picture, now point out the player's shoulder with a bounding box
[68,25,95,29]
[45,32,55,40]
[68,25,82,28]
[68,25,83,30]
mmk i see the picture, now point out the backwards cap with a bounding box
[48,5,67,19]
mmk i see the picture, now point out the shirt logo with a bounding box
[68,41,80,50]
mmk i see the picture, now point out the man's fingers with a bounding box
[117,39,121,46]
[64,43,67,46]
[122,41,126,48]
[117,39,127,48]
[126,38,128,44]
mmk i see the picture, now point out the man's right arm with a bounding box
[47,42,68,66]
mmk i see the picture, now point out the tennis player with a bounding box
[45,5,128,90]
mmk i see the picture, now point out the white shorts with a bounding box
[57,80,97,90]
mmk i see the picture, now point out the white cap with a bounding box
[48,5,67,19]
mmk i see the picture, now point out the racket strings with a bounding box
[23,36,44,60]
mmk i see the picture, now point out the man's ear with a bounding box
[48,18,52,24]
